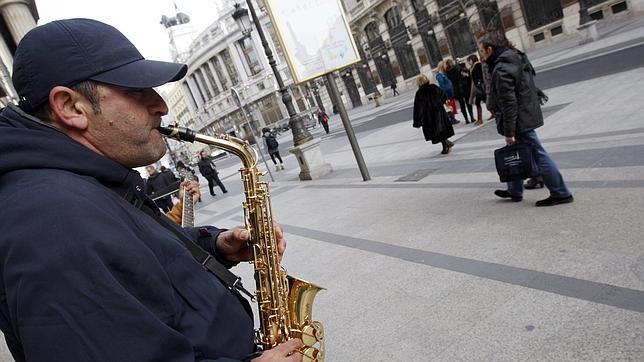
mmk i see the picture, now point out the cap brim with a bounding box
[89,59,187,88]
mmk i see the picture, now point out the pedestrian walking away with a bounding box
[198,149,228,196]
[263,127,285,171]
[412,74,455,155]
[317,109,330,134]
[391,80,400,96]
[0,18,301,361]
[479,29,574,207]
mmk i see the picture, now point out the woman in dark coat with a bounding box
[413,74,455,154]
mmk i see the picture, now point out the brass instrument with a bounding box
[158,125,324,361]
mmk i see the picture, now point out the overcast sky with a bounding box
[36,0,228,62]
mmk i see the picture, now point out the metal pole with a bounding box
[324,73,370,181]
[245,0,313,146]
[240,105,275,182]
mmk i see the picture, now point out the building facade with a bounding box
[0,0,38,107]
[341,0,644,95]
[166,1,330,152]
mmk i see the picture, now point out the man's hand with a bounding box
[179,180,200,204]
[215,221,286,263]
[505,136,516,145]
[252,339,303,362]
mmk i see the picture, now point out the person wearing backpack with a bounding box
[436,61,459,125]
[263,128,284,171]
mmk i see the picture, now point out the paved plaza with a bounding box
[1,17,643,362]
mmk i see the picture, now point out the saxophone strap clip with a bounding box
[232,277,255,301]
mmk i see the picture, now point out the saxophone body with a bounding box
[158,126,324,361]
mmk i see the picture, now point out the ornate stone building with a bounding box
[341,0,643,95]
[0,0,38,107]
[165,1,330,149]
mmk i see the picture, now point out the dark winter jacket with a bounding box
[446,65,462,98]
[0,105,254,361]
[146,169,179,200]
[198,156,218,178]
[263,132,279,153]
[413,84,455,144]
[488,49,544,137]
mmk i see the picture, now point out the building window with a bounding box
[237,37,262,76]
[520,0,563,31]
[365,22,380,42]
[220,48,241,85]
[385,6,419,79]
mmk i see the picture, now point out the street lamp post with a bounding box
[232,2,313,147]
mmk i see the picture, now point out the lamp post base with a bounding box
[288,138,332,180]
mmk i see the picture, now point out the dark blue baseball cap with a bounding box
[13,18,188,111]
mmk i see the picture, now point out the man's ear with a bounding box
[48,86,91,130]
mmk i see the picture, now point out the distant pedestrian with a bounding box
[263,127,285,171]
[467,54,486,125]
[436,60,459,125]
[447,58,474,124]
[391,80,399,96]
[145,165,176,212]
[176,160,202,202]
[412,74,455,154]
[481,60,496,121]
[176,160,198,183]
[479,29,573,206]
[317,109,330,134]
[197,150,228,196]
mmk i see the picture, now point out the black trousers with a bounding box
[205,174,227,195]
[270,151,283,164]
[457,96,474,123]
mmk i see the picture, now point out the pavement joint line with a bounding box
[535,37,644,74]
[301,180,644,189]
[276,223,644,315]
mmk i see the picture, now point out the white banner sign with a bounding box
[264,0,361,83]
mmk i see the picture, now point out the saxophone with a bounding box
[158,125,325,361]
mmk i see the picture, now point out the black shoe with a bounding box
[494,190,522,202]
[535,195,574,207]
[223,190,228,193]
[525,178,544,190]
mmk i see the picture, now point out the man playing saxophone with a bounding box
[0,18,302,361]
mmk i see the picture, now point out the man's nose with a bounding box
[148,89,168,115]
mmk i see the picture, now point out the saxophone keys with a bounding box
[300,321,324,347]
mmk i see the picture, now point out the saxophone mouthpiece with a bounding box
[158,125,196,143]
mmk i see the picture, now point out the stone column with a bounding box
[0,0,36,44]
[199,66,216,98]
[206,60,223,94]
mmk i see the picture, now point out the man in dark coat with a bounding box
[0,18,299,361]
[145,165,178,212]
[479,29,573,207]
[413,74,455,154]
[198,149,228,196]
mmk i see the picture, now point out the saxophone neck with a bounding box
[159,125,258,169]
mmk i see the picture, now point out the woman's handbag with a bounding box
[494,143,539,182]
